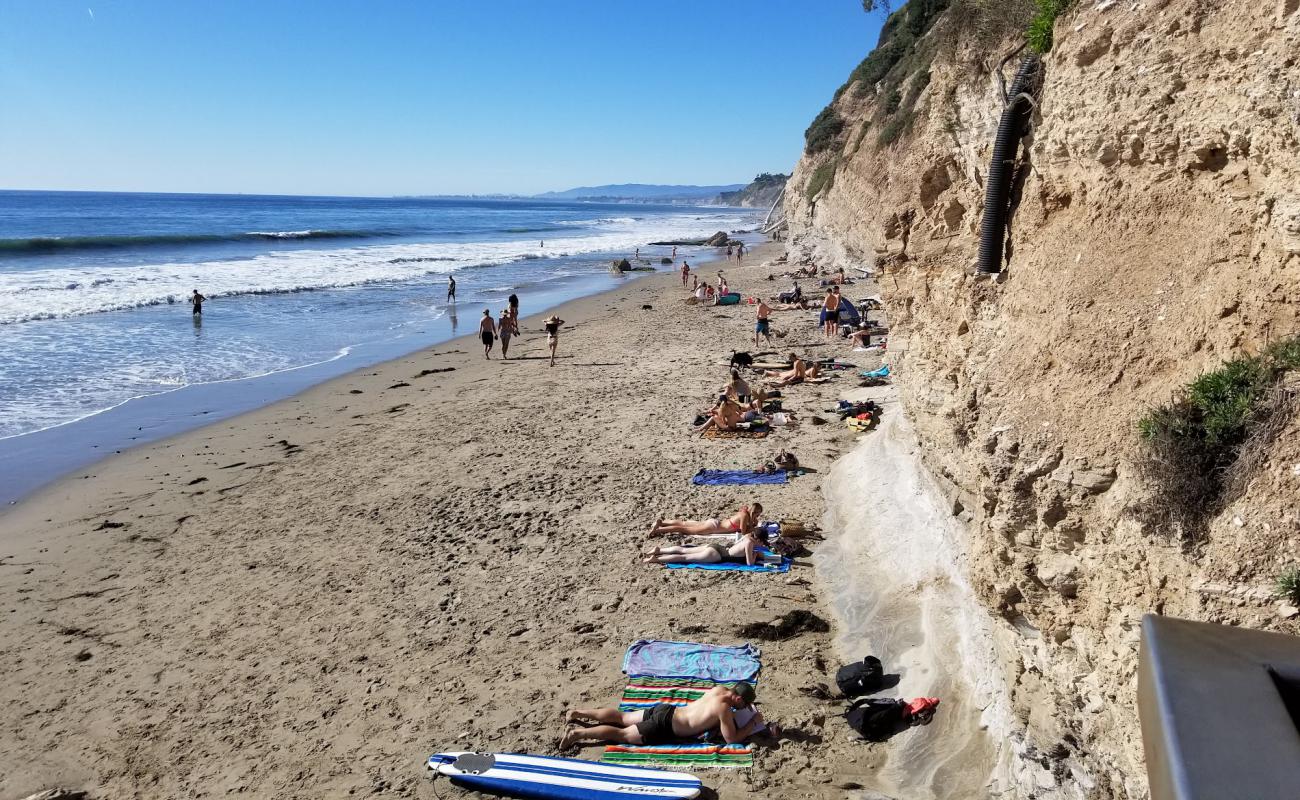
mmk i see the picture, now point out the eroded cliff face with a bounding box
[787,1,1300,796]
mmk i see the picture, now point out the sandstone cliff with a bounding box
[785,1,1300,796]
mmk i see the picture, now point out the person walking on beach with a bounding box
[191,289,205,315]
[479,309,496,359]
[497,307,514,359]
[822,286,841,339]
[544,314,564,367]
[754,298,772,348]
[680,261,690,287]
[508,293,520,334]
[447,275,456,302]
[737,242,745,264]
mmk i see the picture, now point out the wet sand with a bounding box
[1,244,905,799]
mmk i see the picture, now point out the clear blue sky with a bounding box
[0,1,885,196]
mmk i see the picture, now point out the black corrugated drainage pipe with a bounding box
[976,54,1041,275]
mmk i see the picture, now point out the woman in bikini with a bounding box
[497,307,513,359]
[643,526,770,567]
[544,314,564,367]
[647,502,763,540]
[695,395,754,433]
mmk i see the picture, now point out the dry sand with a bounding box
[1,244,892,800]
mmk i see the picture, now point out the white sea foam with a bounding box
[0,212,754,324]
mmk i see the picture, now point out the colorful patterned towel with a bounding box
[700,427,769,440]
[622,640,761,683]
[602,741,754,768]
[618,676,729,710]
[606,677,756,766]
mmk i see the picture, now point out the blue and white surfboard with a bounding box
[427,752,702,800]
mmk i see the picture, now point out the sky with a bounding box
[0,1,886,196]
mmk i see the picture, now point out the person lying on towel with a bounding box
[649,502,762,539]
[560,682,768,750]
[764,354,820,387]
[643,523,769,567]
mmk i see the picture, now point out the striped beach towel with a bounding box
[601,677,756,768]
[602,741,754,768]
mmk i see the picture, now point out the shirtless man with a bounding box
[754,298,772,348]
[680,261,690,287]
[560,683,766,750]
[649,502,761,538]
[765,353,807,387]
[822,286,841,339]
[478,309,496,359]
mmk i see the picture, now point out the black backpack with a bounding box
[845,697,906,741]
[835,655,884,698]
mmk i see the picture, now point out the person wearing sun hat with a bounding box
[544,314,564,367]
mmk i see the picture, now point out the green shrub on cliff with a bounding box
[1137,336,1300,539]
[805,106,845,154]
[1027,0,1069,52]
[805,159,838,202]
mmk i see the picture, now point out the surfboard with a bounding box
[427,752,703,800]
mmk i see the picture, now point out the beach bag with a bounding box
[845,697,907,741]
[836,656,884,698]
[774,451,799,471]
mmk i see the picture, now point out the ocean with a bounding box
[0,190,759,500]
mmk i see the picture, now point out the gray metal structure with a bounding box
[1139,614,1300,799]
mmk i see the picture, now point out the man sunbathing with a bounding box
[649,502,762,538]
[765,353,807,386]
[560,682,768,749]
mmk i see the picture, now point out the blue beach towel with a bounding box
[861,365,890,379]
[665,556,791,573]
[622,640,761,683]
[691,469,787,487]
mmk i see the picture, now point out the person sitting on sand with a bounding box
[650,502,762,538]
[726,368,754,406]
[478,309,496,359]
[694,282,709,302]
[561,682,769,750]
[697,395,764,433]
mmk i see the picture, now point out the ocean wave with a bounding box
[0,229,397,254]
[0,210,761,324]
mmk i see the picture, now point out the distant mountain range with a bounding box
[534,183,746,203]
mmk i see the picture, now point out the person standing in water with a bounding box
[672,246,677,258]
[497,307,513,359]
[447,275,456,302]
[191,289,206,315]
[479,309,496,359]
[544,314,564,367]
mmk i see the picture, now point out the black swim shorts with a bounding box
[481,331,494,346]
[636,703,677,745]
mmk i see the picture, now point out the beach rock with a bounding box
[703,231,730,247]
[611,258,632,272]
[660,257,673,264]
[1278,604,1300,620]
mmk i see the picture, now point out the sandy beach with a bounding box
[0,243,901,799]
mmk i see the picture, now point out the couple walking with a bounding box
[478,293,565,366]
